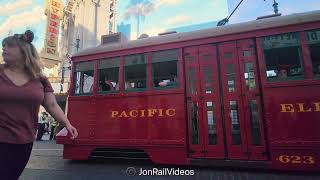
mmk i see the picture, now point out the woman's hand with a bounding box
[42,92,79,140]
[66,123,78,140]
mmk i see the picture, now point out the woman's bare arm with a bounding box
[42,92,78,139]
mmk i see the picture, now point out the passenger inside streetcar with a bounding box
[99,76,114,91]
[158,74,178,87]
[124,81,132,90]
[278,68,288,78]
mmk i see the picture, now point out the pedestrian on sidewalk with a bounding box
[36,112,48,141]
[49,117,58,140]
[0,30,78,180]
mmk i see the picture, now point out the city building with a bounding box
[58,0,117,110]
[117,22,131,40]
[38,0,117,112]
[59,0,117,81]
[60,0,117,55]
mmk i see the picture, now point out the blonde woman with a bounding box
[0,30,78,180]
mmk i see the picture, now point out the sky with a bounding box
[117,0,228,39]
[0,0,320,51]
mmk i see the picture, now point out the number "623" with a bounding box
[278,155,315,165]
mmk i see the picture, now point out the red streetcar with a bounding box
[57,10,320,171]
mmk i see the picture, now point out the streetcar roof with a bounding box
[73,10,320,57]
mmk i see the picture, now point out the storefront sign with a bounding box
[41,0,63,62]
[65,0,75,16]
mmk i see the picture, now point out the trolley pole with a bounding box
[272,0,279,14]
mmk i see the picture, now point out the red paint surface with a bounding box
[56,13,320,171]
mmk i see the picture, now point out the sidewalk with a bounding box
[37,133,53,141]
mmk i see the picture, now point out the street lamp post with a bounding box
[60,36,79,93]
[75,37,80,52]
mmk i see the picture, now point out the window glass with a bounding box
[263,32,304,81]
[204,67,213,94]
[152,49,178,88]
[190,102,199,145]
[74,62,95,95]
[224,52,233,59]
[124,53,147,91]
[230,101,242,145]
[305,30,320,78]
[207,102,217,145]
[243,50,251,57]
[202,54,212,62]
[98,57,120,93]
[244,62,256,90]
[226,64,236,92]
[249,100,261,145]
[188,68,197,95]
[185,55,196,63]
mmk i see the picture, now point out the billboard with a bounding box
[40,0,63,65]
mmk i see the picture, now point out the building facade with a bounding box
[58,0,117,87]
[61,0,117,54]
[38,0,117,113]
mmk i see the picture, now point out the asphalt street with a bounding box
[19,135,320,180]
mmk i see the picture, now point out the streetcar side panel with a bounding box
[256,25,320,171]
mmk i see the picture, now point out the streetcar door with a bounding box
[184,45,225,159]
[218,40,267,160]
[237,39,267,160]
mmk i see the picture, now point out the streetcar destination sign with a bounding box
[280,102,320,113]
[111,108,176,118]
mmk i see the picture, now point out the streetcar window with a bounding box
[152,49,179,88]
[249,100,261,145]
[244,62,256,90]
[188,68,197,95]
[243,50,251,57]
[204,67,214,94]
[263,32,304,81]
[224,52,233,59]
[230,101,242,145]
[226,64,236,92]
[74,61,95,95]
[207,102,217,145]
[98,57,120,93]
[124,53,147,91]
[305,30,320,78]
[190,102,199,145]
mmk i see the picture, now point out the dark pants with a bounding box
[0,142,33,180]
[36,123,45,140]
[50,125,56,140]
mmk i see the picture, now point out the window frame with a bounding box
[262,31,306,82]
[73,61,95,96]
[97,57,121,94]
[304,29,320,79]
[151,49,180,90]
[123,53,148,92]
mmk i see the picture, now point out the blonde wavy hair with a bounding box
[2,30,42,79]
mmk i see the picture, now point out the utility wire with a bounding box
[228,0,244,20]
[217,0,244,26]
